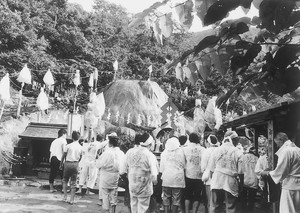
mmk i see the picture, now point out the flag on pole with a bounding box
[88,74,94,88]
[0,73,10,101]
[43,69,55,86]
[148,65,153,74]
[184,87,188,96]
[113,60,118,71]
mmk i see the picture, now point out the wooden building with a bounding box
[16,122,69,177]
[221,100,300,213]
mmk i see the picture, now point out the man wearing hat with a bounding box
[208,131,244,213]
[122,133,158,213]
[160,137,185,213]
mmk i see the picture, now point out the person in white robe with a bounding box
[209,131,244,213]
[77,135,102,195]
[261,132,300,213]
[121,133,158,213]
[201,134,220,211]
[160,137,185,213]
[241,146,258,210]
[96,135,125,213]
[182,133,205,213]
[97,133,113,206]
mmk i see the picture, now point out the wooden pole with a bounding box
[16,82,24,118]
[73,87,78,113]
[0,101,5,121]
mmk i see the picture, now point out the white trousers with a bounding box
[130,195,151,213]
[78,164,98,189]
[280,189,300,213]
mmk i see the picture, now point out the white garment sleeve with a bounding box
[159,151,165,173]
[269,150,291,184]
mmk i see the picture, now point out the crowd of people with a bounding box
[48,128,300,213]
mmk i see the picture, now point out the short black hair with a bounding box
[189,133,200,144]
[208,135,218,144]
[179,135,187,146]
[96,134,104,141]
[134,133,150,145]
[72,131,80,141]
[109,136,119,147]
[58,129,67,138]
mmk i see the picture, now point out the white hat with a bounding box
[108,132,117,137]
[165,137,180,151]
[140,135,154,147]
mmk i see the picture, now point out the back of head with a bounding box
[109,136,119,147]
[58,128,67,138]
[179,135,187,146]
[96,134,104,142]
[139,133,153,147]
[275,132,289,142]
[72,131,80,141]
[165,137,180,151]
[189,133,200,144]
[207,134,218,145]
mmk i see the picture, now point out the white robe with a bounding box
[269,140,300,213]
[209,142,243,197]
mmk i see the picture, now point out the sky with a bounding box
[68,0,158,13]
[68,0,258,32]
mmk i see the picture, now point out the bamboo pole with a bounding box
[16,82,24,118]
[0,101,5,121]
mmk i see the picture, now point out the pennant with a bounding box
[17,64,31,84]
[89,74,94,88]
[148,65,153,74]
[158,13,173,38]
[113,60,118,71]
[175,63,184,81]
[36,87,49,111]
[43,69,55,86]
[73,70,81,87]
[184,87,188,96]
[0,73,10,101]
[153,21,163,45]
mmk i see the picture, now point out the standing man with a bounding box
[96,135,125,213]
[77,135,102,195]
[182,133,205,213]
[49,128,67,192]
[241,146,258,211]
[60,131,83,205]
[261,132,300,213]
[160,137,185,213]
[122,133,158,213]
[201,134,220,212]
[209,131,244,213]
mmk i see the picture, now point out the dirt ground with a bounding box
[0,179,129,213]
[0,178,274,213]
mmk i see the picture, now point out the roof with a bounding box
[19,122,68,140]
[221,100,300,129]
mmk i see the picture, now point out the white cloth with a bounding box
[269,140,300,190]
[182,143,205,179]
[78,163,98,188]
[64,141,82,162]
[254,154,269,189]
[160,147,185,188]
[122,146,158,197]
[49,137,67,161]
[96,147,125,189]
[201,146,218,185]
[242,153,258,188]
[209,141,243,197]
[280,189,300,213]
